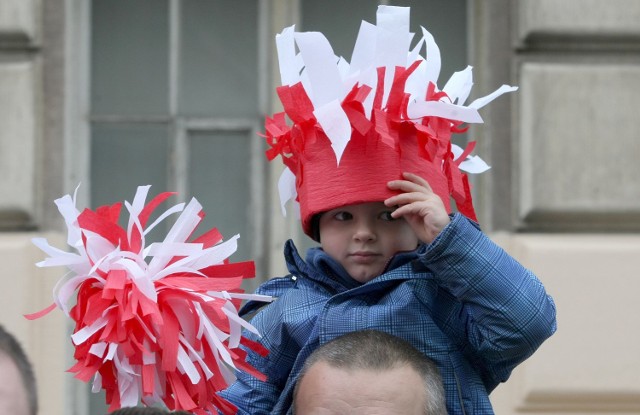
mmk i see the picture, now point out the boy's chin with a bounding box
[348,269,382,284]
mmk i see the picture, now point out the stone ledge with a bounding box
[517,0,640,46]
[0,0,39,46]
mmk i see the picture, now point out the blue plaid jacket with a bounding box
[220,214,557,414]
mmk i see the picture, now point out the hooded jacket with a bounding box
[220,214,557,414]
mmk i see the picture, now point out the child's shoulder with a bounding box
[240,273,331,325]
[255,274,299,296]
[240,273,326,315]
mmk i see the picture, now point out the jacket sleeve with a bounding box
[218,288,300,415]
[420,213,557,390]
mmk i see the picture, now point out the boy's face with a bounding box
[319,202,419,283]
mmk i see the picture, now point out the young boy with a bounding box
[221,6,556,414]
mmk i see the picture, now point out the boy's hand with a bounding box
[385,172,451,244]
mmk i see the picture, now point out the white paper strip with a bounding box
[349,20,377,76]
[421,26,441,86]
[313,99,352,164]
[142,202,185,237]
[278,167,297,217]
[32,238,84,267]
[376,5,410,68]
[407,100,483,123]
[189,235,240,271]
[451,144,491,174]
[55,274,88,316]
[125,184,150,244]
[180,334,214,380]
[176,344,201,384]
[54,192,81,248]
[276,25,299,86]
[222,303,262,338]
[459,155,491,174]
[443,66,474,105]
[71,316,108,345]
[295,31,343,108]
[147,198,202,275]
[89,342,108,358]
[468,84,519,109]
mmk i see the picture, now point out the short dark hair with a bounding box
[294,329,447,415]
[0,324,38,415]
[310,213,322,242]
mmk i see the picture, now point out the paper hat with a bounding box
[265,5,517,237]
[27,186,272,414]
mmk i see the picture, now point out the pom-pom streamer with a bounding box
[27,186,272,414]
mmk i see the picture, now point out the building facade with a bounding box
[1,0,638,413]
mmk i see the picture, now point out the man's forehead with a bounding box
[295,362,426,415]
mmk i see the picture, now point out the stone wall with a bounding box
[0,1,73,413]
[475,1,640,412]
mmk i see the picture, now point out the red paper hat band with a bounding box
[297,128,451,237]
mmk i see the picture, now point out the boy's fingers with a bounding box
[390,203,415,218]
[389,201,406,215]
[388,197,442,219]
[391,201,432,219]
[402,172,433,192]
[385,191,427,207]
[387,179,431,195]
[388,173,435,195]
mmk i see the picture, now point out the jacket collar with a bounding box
[283,239,425,292]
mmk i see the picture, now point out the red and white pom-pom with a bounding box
[27,185,272,414]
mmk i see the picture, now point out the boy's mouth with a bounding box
[348,251,381,262]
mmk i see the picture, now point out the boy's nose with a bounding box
[353,222,376,242]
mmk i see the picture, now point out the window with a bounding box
[89,0,264,411]
[90,0,265,277]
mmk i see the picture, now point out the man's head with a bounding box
[293,330,447,415]
[0,325,37,415]
[318,201,419,283]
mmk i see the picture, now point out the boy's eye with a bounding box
[334,211,353,221]
[379,211,396,221]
